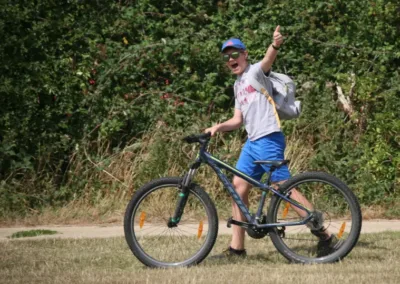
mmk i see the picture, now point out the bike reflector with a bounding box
[282,202,290,218]
[337,222,346,239]
[139,212,146,229]
[197,221,204,239]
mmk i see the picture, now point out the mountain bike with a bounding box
[124,133,362,268]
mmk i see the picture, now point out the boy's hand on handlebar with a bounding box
[205,125,219,136]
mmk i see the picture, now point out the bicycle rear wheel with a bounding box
[124,177,218,268]
[267,172,362,263]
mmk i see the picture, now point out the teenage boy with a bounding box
[205,26,339,258]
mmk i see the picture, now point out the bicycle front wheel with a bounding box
[267,172,362,263]
[124,177,218,268]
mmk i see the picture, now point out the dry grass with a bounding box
[0,128,254,225]
[1,233,400,284]
[1,125,396,227]
[0,201,125,227]
[65,123,316,210]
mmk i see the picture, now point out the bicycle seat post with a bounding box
[266,166,276,186]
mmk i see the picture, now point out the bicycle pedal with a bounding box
[278,227,286,238]
[227,217,233,228]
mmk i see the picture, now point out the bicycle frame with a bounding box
[173,141,314,230]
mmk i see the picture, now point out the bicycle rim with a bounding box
[269,173,361,262]
[127,183,214,266]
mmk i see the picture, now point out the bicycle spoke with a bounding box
[268,172,361,263]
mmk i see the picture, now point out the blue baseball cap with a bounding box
[221,38,246,52]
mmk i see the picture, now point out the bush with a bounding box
[0,0,399,216]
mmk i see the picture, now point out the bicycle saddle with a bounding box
[253,160,290,167]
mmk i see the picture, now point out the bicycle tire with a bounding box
[124,177,218,268]
[267,172,362,263]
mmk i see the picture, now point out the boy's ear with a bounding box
[244,51,248,59]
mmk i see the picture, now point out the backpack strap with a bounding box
[247,77,281,128]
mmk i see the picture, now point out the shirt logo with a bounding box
[236,79,257,106]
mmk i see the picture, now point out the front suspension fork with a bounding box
[168,168,197,227]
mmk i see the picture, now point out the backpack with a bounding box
[248,72,301,121]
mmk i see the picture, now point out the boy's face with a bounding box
[222,47,248,75]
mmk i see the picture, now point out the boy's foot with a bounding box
[209,247,247,260]
[316,234,343,257]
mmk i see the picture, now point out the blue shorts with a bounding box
[236,132,291,183]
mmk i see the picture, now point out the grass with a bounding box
[1,233,400,284]
[9,229,58,239]
[0,124,314,224]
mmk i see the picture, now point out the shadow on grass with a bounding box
[9,229,59,239]
[203,240,389,266]
[203,251,281,266]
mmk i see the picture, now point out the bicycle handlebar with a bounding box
[182,132,211,144]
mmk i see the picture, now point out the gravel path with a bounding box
[1,220,400,241]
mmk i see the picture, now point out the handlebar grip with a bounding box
[183,132,211,144]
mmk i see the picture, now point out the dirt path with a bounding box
[1,220,400,241]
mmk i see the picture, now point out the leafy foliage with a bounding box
[0,0,399,215]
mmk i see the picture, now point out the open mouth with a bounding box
[230,63,239,69]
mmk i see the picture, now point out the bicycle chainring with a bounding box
[246,215,269,239]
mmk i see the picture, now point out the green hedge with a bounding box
[0,0,399,215]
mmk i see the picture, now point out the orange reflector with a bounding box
[337,222,346,239]
[197,221,204,239]
[139,212,146,229]
[282,202,290,218]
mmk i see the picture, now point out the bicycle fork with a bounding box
[168,168,197,227]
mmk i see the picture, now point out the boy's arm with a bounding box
[261,25,284,73]
[205,109,243,136]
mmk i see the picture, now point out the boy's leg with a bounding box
[273,180,331,239]
[230,176,252,250]
[231,139,257,250]
[273,181,313,217]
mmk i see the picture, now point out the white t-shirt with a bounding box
[234,62,281,141]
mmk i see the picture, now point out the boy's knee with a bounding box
[232,177,251,196]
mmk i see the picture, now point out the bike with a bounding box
[124,133,362,268]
